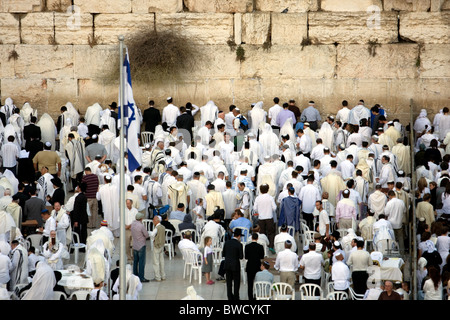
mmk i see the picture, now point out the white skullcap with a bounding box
[167,96,172,100]
[92,134,98,139]
[45,141,52,147]
[145,143,151,149]
[334,241,340,247]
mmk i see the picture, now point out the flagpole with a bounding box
[118,34,127,301]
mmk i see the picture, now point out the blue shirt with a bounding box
[169,210,186,221]
[229,217,253,242]
[276,109,296,128]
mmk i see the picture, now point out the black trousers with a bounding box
[302,212,314,231]
[247,271,258,300]
[226,269,241,300]
[352,271,369,294]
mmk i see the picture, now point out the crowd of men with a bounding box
[0,95,449,301]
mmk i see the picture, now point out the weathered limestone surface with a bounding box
[0,0,42,13]
[419,44,450,78]
[241,13,271,45]
[54,13,94,45]
[156,13,233,45]
[336,43,419,79]
[400,12,450,43]
[131,0,183,13]
[13,45,74,79]
[309,12,399,44]
[94,13,155,45]
[240,45,337,79]
[383,0,431,12]
[0,13,20,44]
[73,45,119,79]
[270,13,307,45]
[321,0,383,11]
[73,0,132,14]
[0,44,15,77]
[255,0,319,12]
[20,12,55,45]
[184,0,253,13]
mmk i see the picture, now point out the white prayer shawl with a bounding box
[321,173,346,207]
[2,169,18,195]
[1,98,16,123]
[359,126,372,143]
[37,113,57,150]
[280,117,296,145]
[37,172,55,203]
[259,124,280,158]
[86,246,107,285]
[65,138,86,179]
[3,124,21,150]
[21,261,55,300]
[59,117,73,153]
[100,108,116,133]
[85,103,103,126]
[10,244,29,290]
[98,129,116,158]
[318,122,334,149]
[333,128,347,152]
[0,210,15,238]
[222,188,238,219]
[200,100,219,127]
[8,113,24,146]
[385,126,401,146]
[304,127,317,148]
[438,114,450,141]
[187,179,207,212]
[250,101,267,136]
[346,132,363,148]
[65,102,80,126]
[432,109,443,136]
[368,191,387,219]
[413,109,431,133]
[205,190,225,217]
[97,183,120,233]
[378,163,396,188]
[392,143,411,175]
[168,181,190,210]
[348,105,371,126]
[55,209,71,246]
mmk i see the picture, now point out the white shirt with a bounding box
[211,178,226,193]
[331,260,351,290]
[298,183,321,214]
[1,142,19,167]
[125,207,138,226]
[275,249,299,272]
[268,104,283,126]
[317,209,330,236]
[162,104,180,127]
[0,253,12,285]
[43,216,56,237]
[299,251,324,280]
[384,198,405,229]
[338,160,355,180]
[178,239,200,252]
[253,193,276,220]
[133,183,147,212]
[298,134,312,154]
[310,144,326,161]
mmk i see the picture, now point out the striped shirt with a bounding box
[1,142,19,167]
[82,173,99,198]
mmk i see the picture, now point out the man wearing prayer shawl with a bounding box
[438,107,450,141]
[318,116,335,150]
[259,124,280,158]
[37,113,57,151]
[278,187,302,232]
[65,133,86,186]
[187,172,207,213]
[0,97,16,123]
[384,122,401,146]
[348,101,371,126]
[21,261,55,300]
[377,128,394,150]
[320,163,346,207]
[204,184,225,218]
[376,155,396,189]
[333,121,347,153]
[97,175,120,237]
[392,138,411,175]
[84,102,103,136]
[98,125,116,159]
[250,101,267,136]
[150,140,165,174]
[9,239,28,292]
[36,166,54,205]
[200,100,219,127]
[368,184,388,219]
[42,230,67,270]
[168,175,191,212]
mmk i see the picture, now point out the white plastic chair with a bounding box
[271,282,295,300]
[140,131,154,146]
[299,283,323,300]
[69,290,90,300]
[233,226,250,244]
[168,219,182,238]
[180,248,194,279]
[240,259,247,285]
[327,281,335,296]
[53,291,68,300]
[164,229,174,260]
[326,291,348,300]
[26,234,43,252]
[277,225,295,237]
[181,229,197,244]
[212,247,223,273]
[303,231,316,245]
[68,232,86,265]
[349,286,365,300]
[336,228,349,239]
[253,281,272,300]
[189,250,203,284]
[142,219,154,250]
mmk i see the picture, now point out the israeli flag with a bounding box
[120,50,142,172]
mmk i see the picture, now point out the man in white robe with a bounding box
[186,173,207,212]
[98,125,116,159]
[9,240,28,291]
[321,165,346,207]
[438,107,450,141]
[85,103,103,129]
[37,113,57,151]
[376,155,396,188]
[368,185,387,219]
[318,116,335,150]
[348,100,371,126]
[414,109,431,134]
[37,167,55,205]
[200,100,218,128]
[391,138,411,175]
[96,175,120,237]
[249,101,267,136]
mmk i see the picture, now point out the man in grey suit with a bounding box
[23,187,46,227]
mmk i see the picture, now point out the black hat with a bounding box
[51,178,62,188]
[109,102,117,109]
[233,228,243,237]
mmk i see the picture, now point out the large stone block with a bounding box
[76,79,119,113]
[400,12,450,43]
[271,13,307,45]
[94,13,155,45]
[0,44,15,78]
[241,13,271,45]
[308,12,398,44]
[0,0,42,13]
[46,78,78,115]
[73,0,131,14]
[0,78,49,113]
[131,0,183,13]
[240,45,337,79]
[336,43,419,79]
[419,44,450,78]
[383,0,431,12]
[14,45,74,78]
[321,0,383,11]
[183,0,253,13]
[0,13,20,44]
[156,13,233,45]
[255,0,319,12]
[54,12,94,45]
[45,0,72,12]
[20,12,55,45]
[73,45,119,79]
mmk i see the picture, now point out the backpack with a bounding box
[238,115,249,132]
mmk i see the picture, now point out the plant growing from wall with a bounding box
[236,45,245,62]
[8,50,19,61]
[367,39,380,57]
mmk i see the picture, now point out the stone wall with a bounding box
[0,0,449,124]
